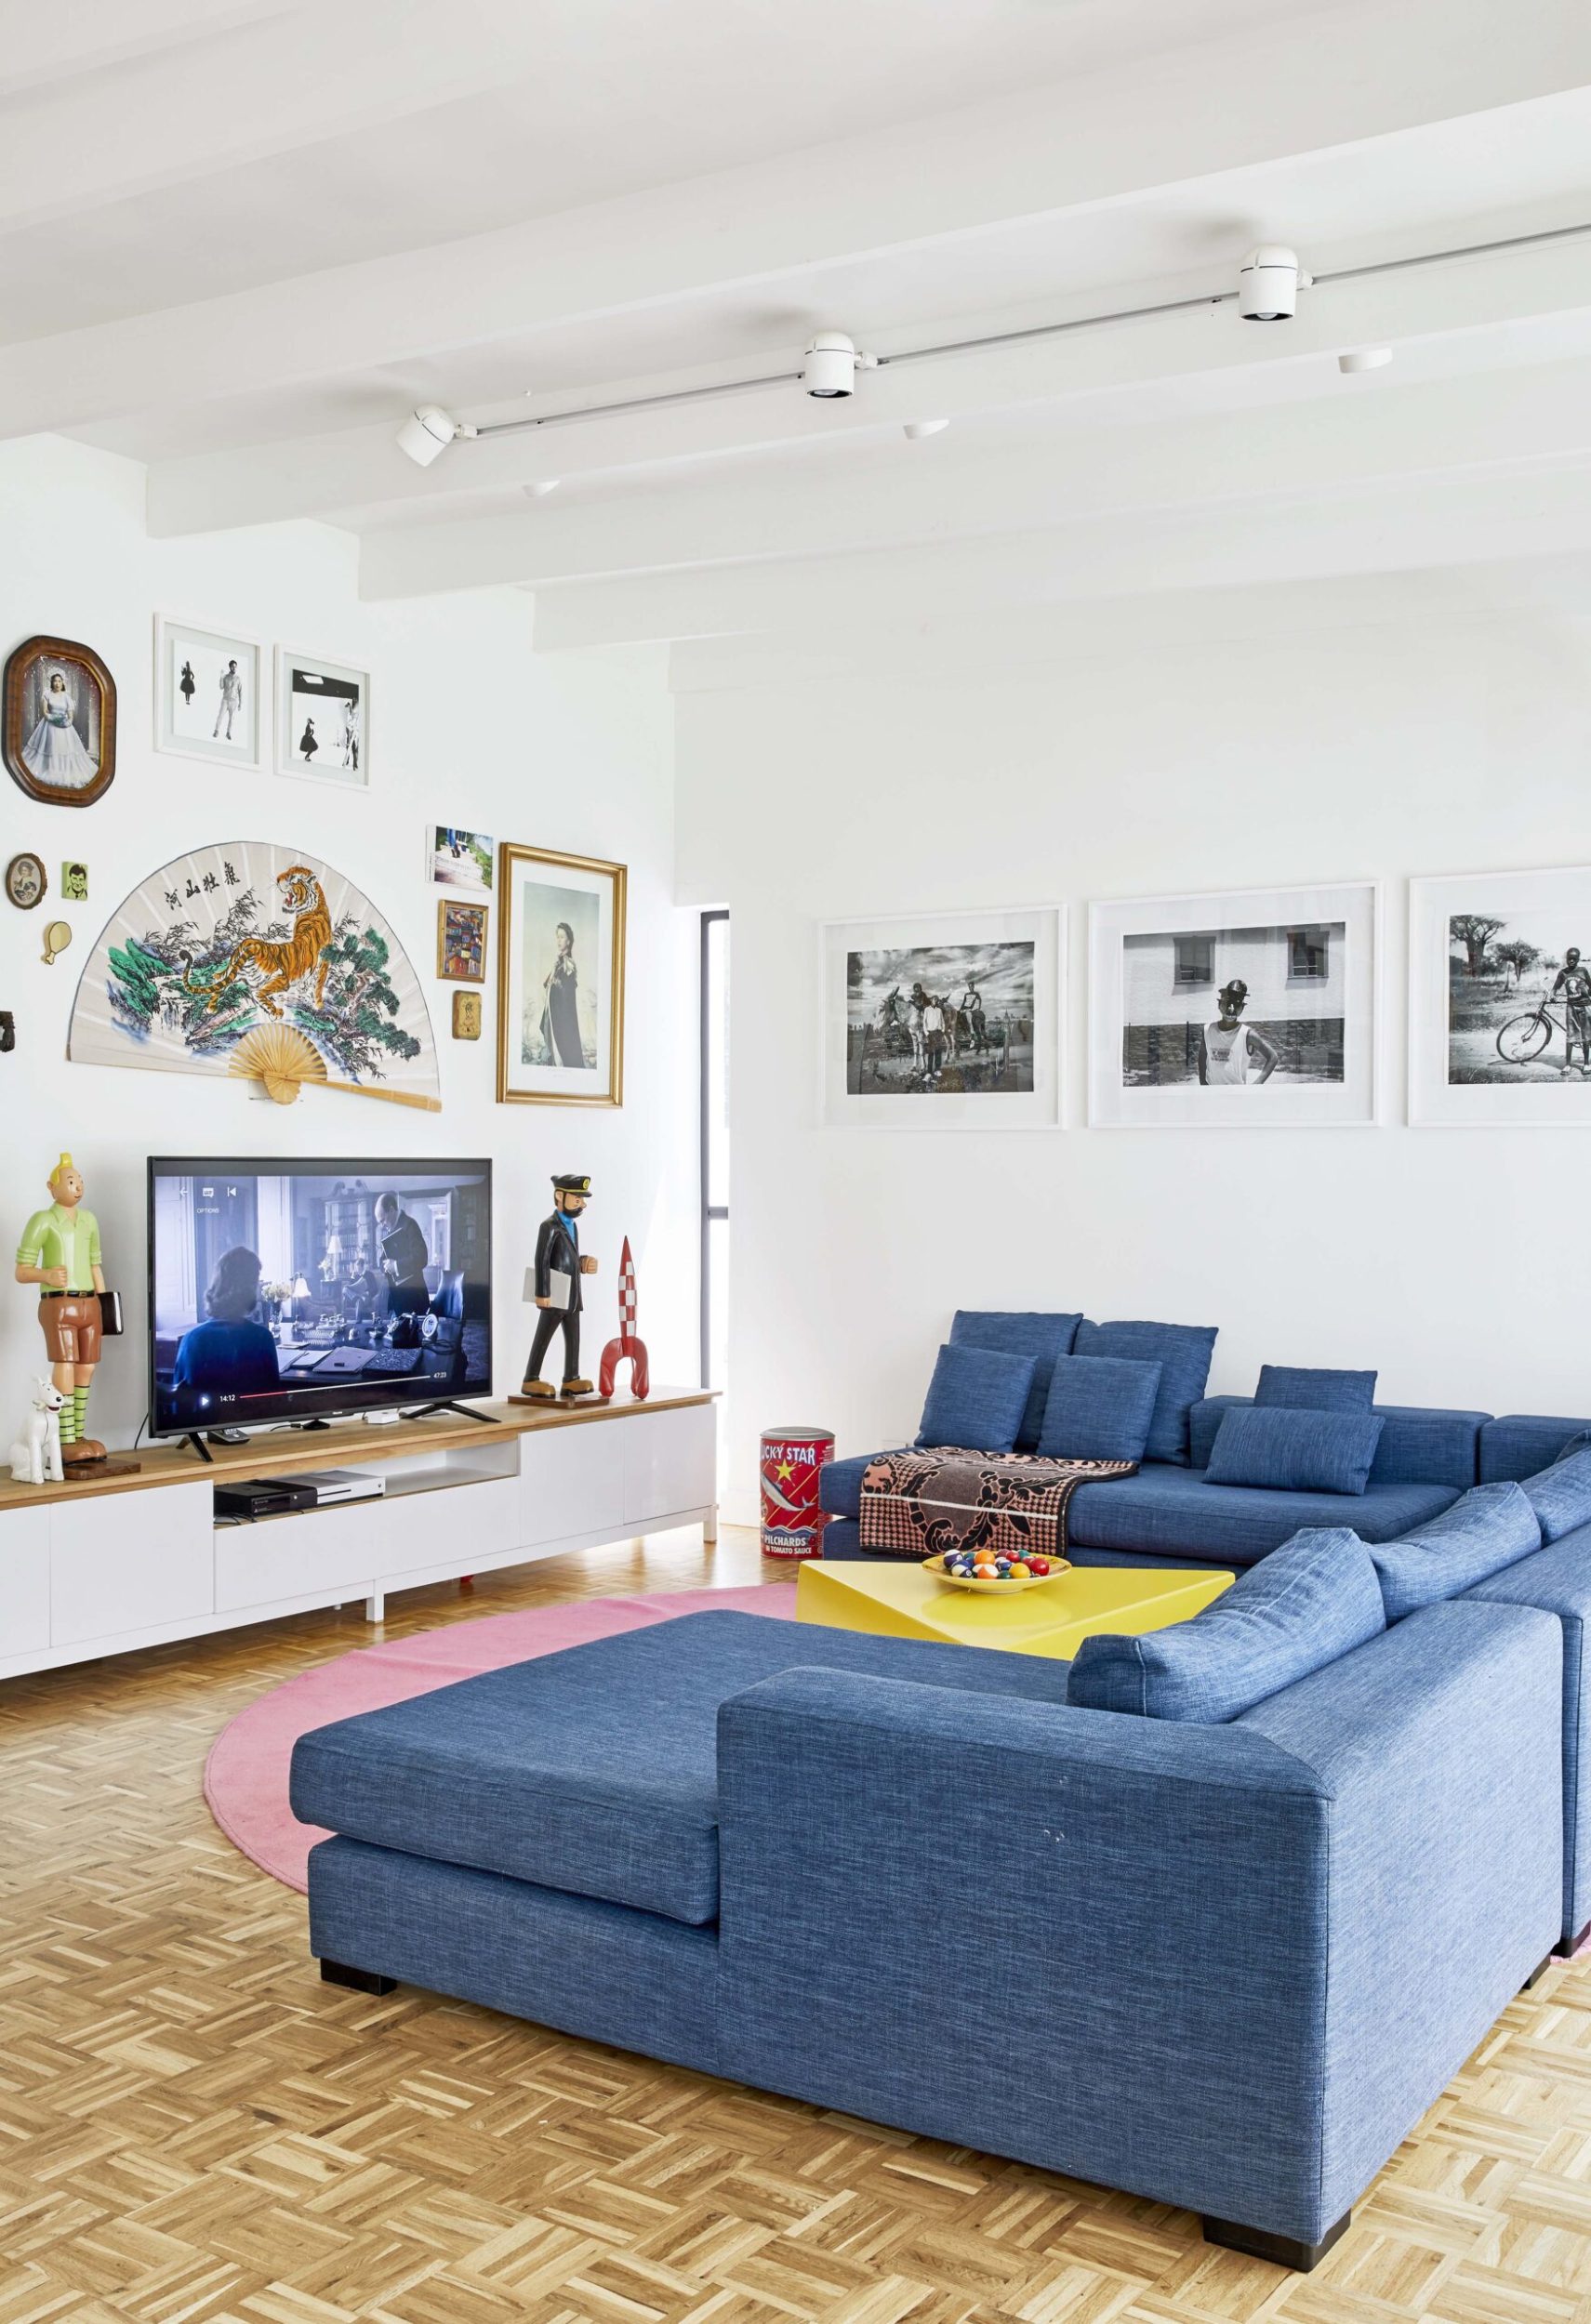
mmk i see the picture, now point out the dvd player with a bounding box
[214,1477,318,1521]
[213,1469,386,1521]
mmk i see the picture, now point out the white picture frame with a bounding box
[274,647,369,787]
[1411,865,1591,1128]
[1088,880,1382,1129]
[821,905,1062,1129]
[153,615,263,773]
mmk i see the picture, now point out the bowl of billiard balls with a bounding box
[922,1551,1071,1592]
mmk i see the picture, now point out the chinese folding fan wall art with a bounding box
[68,841,441,1111]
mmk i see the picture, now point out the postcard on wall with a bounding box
[497,841,626,1106]
[821,906,1060,1128]
[154,616,263,773]
[1088,881,1381,1129]
[1411,865,1591,1126]
[428,825,494,892]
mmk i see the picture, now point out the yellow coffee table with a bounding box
[795,1558,1233,1659]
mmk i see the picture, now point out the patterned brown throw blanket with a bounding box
[858,1447,1137,1562]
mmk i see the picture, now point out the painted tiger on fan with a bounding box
[181,865,333,1018]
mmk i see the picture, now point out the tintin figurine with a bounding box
[15,1152,107,1462]
[521,1171,599,1400]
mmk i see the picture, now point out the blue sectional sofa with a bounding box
[294,1596,1562,2275]
[288,1310,1591,2275]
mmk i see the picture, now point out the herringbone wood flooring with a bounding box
[2,1525,1588,2324]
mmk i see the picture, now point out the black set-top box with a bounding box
[213,1476,319,1521]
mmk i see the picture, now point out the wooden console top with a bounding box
[0,1390,717,1513]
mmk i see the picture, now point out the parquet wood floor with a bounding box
[2,1525,1588,2324]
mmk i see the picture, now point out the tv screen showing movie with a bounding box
[148,1158,492,1436]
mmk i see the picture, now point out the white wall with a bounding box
[674,593,1591,1521]
[0,437,696,1451]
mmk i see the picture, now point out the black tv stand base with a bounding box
[404,1400,499,1427]
[184,1432,214,1464]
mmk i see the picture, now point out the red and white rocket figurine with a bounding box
[598,1235,650,1401]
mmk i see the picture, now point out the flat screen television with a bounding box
[148,1156,492,1438]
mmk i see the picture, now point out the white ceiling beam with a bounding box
[0,0,299,91]
[0,0,547,234]
[8,0,1591,440]
[153,231,1591,539]
[526,463,1591,649]
[357,358,1591,600]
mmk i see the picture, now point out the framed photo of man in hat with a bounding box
[1089,880,1382,1129]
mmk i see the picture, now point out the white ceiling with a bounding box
[15,0,1591,645]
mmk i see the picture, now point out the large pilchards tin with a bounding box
[759,1426,835,1557]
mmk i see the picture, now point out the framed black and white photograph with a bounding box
[274,648,368,787]
[1411,866,1591,1126]
[1089,881,1381,1129]
[154,616,262,773]
[821,906,1061,1128]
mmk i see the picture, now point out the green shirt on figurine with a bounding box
[17,1200,101,1291]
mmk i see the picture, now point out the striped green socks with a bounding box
[59,1389,78,1447]
[73,1387,89,1442]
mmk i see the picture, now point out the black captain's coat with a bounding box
[533,1209,583,1311]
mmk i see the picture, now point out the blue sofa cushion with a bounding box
[1065,1463,1460,1565]
[1254,1364,1377,1413]
[290,1612,1078,1928]
[1072,1319,1217,1466]
[1479,1414,1591,1483]
[918,1342,1035,1454]
[1067,1527,1385,1722]
[1370,1483,1542,1621]
[1522,1446,1591,1546]
[821,1448,1462,1559]
[1036,1354,1162,1463]
[1191,1395,1487,1488]
[948,1310,1082,1452]
[1205,1405,1384,1496]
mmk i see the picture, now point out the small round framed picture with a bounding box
[5,851,47,909]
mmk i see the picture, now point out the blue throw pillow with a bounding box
[1037,1354,1161,1463]
[1521,1445,1591,1546]
[949,1310,1082,1453]
[918,1342,1036,1455]
[1254,1364,1378,1413]
[1067,1527,1385,1722]
[1071,1319,1217,1466]
[1369,1482,1541,1622]
[1204,1405,1384,1495]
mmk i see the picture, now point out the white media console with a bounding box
[0,1392,718,1683]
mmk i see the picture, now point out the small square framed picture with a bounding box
[275,648,368,786]
[438,898,488,983]
[428,825,494,892]
[155,617,263,772]
[452,989,484,1040]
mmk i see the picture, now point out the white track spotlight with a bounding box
[902,418,949,441]
[522,479,561,497]
[1338,347,1393,375]
[1239,245,1311,321]
[395,404,474,466]
[803,330,877,397]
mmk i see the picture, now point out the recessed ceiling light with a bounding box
[903,419,949,441]
[1338,347,1394,375]
[522,480,561,497]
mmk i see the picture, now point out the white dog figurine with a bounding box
[10,1378,65,1486]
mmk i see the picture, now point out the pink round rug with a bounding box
[205,1582,798,1892]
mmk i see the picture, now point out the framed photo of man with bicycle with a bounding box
[821,905,1061,1128]
[1412,867,1591,1127]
